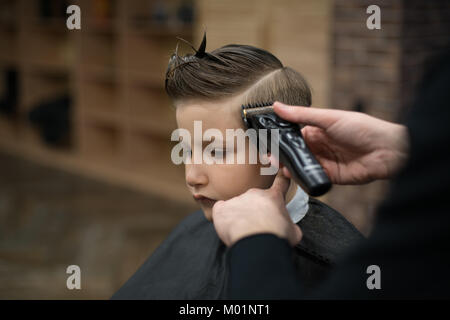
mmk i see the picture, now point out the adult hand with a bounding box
[273,102,410,185]
[212,172,302,247]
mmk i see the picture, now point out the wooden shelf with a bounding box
[25,60,70,76]
[128,70,165,88]
[80,65,118,83]
[78,119,123,161]
[0,22,18,65]
[0,133,192,204]
[124,33,174,76]
[22,29,74,71]
[79,32,117,68]
[20,70,69,113]
[0,114,19,140]
[0,0,18,31]
[85,19,116,34]
[127,19,194,38]
[127,84,176,136]
[82,108,122,126]
[123,128,187,198]
[0,0,195,205]
[26,18,69,34]
[79,75,120,113]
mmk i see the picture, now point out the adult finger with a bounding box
[282,166,292,179]
[273,101,340,129]
[268,153,292,180]
[290,225,303,246]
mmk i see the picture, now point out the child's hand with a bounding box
[212,171,302,247]
[273,102,410,185]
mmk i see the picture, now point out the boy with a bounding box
[111,35,364,299]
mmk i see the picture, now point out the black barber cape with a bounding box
[111,198,364,299]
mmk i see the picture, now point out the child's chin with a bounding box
[202,207,213,221]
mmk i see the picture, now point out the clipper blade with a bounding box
[241,102,274,128]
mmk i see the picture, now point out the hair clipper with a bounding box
[241,102,331,197]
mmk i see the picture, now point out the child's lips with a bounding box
[193,194,217,207]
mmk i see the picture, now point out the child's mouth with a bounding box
[193,194,217,207]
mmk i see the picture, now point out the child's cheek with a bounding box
[209,164,253,199]
[217,163,272,199]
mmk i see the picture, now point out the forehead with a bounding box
[175,94,245,131]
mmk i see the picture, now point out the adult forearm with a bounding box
[227,234,304,299]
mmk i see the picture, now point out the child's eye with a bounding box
[183,147,192,160]
[211,149,225,157]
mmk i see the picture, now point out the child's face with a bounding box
[175,93,275,220]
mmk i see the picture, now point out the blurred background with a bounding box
[0,0,449,299]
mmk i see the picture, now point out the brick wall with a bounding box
[332,0,450,122]
[400,1,450,117]
[326,0,450,236]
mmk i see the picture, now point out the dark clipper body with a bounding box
[241,103,332,197]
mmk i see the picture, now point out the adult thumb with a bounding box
[270,171,290,200]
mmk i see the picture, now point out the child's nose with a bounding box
[185,163,208,188]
